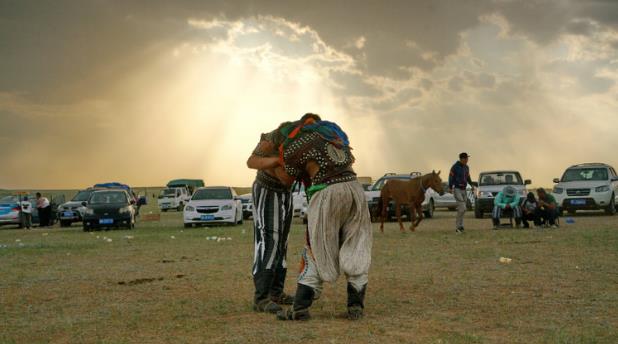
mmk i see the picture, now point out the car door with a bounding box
[610,167,618,203]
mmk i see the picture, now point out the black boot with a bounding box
[270,268,293,305]
[347,283,366,320]
[276,283,314,321]
[253,270,282,313]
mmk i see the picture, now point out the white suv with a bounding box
[158,187,191,212]
[552,163,618,215]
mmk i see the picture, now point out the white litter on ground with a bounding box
[170,236,176,239]
[499,257,513,264]
[106,238,113,242]
[124,235,134,240]
[42,233,49,236]
[15,239,21,242]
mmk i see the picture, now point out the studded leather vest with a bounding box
[283,131,356,185]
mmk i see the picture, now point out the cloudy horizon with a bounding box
[1,0,617,189]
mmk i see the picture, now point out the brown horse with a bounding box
[378,171,445,232]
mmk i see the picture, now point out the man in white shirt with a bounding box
[20,196,33,229]
[36,193,51,227]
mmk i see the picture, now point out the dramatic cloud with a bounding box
[0,0,617,188]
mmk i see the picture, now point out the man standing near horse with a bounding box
[246,122,296,314]
[449,152,473,233]
[275,113,372,321]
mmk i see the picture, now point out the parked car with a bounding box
[82,189,137,231]
[552,163,618,215]
[365,172,439,220]
[474,170,530,218]
[57,189,95,227]
[183,186,243,227]
[292,184,307,218]
[0,195,24,227]
[239,193,253,219]
[0,194,64,228]
[158,187,191,212]
[93,182,145,216]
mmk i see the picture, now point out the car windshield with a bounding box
[562,168,608,182]
[90,191,127,204]
[372,176,410,191]
[479,172,523,186]
[160,189,177,197]
[192,188,232,200]
[72,191,92,202]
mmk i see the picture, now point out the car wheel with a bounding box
[177,203,183,212]
[184,223,192,228]
[424,199,434,218]
[82,223,90,232]
[604,195,616,215]
[474,203,483,219]
[60,220,70,227]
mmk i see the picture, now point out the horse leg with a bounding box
[409,206,416,232]
[414,205,424,228]
[395,202,404,232]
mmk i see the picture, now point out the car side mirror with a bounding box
[81,201,88,207]
[524,179,532,185]
[612,176,618,182]
[553,178,560,183]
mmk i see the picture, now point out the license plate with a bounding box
[200,215,214,221]
[63,211,73,217]
[570,199,586,205]
[99,218,114,225]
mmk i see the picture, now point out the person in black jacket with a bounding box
[448,153,473,233]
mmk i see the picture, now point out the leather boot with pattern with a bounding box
[347,283,366,320]
[276,283,314,321]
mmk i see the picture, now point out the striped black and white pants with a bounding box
[252,181,293,304]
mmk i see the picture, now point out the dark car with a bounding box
[57,189,94,227]
[82,189,136,231]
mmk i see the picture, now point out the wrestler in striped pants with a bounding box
[252,181,293,306]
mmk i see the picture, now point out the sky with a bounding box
[1,0,617,189]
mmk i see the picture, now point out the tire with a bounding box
[60,220,71,227]
[604,195,616,215]
[474,202,483,219]
[162,209,168,212]
[424,199,434,218]
[184,223,192,228]
[82,223,90,232]
[177,203,183,212]
[466,199,473,211]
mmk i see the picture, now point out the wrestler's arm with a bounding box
[273,166,296,186]
[246,140,280,170]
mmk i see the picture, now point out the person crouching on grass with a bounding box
[246,122,296,314]
[275,113,373,321]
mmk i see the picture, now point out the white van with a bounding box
[158,187,191,212]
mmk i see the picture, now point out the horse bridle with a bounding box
[419,175,429,193]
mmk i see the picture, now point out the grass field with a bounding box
[1,208,617,344]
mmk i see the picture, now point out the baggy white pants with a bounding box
[297,181,373,293]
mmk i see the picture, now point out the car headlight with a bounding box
[185,205,195,212]
[119,206,132,214]
[221,204,233,211]
[553,187,564,194]
[595,185,610,193]
[85,208,94,215]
